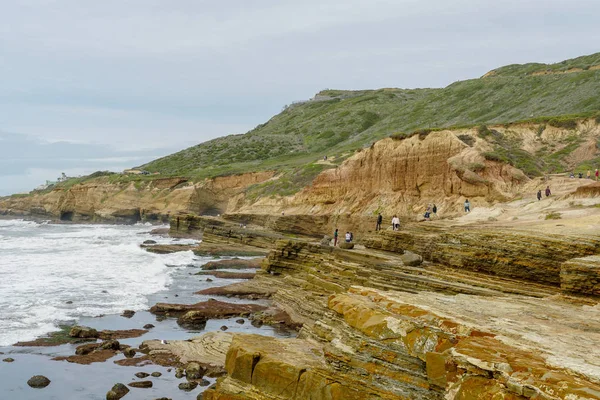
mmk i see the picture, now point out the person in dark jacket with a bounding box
[432,204,437,215]
[545,186,551,197]
[376,213,383,231]
[537,190,542,201]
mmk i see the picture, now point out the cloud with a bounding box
[1,0,599,194]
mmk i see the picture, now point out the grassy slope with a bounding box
[23,52,600,198]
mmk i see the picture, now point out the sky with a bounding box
[1,0,599,195]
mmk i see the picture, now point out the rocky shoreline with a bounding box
[3,212,600,399]
[0,226,298,400]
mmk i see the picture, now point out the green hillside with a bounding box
[141,52,600,186]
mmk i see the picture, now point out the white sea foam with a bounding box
[0,220,195,346]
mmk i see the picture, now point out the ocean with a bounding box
[0,219,196,347]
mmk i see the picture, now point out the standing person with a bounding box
[545,186,551,197]
[537,190,542,201]
[432,204,437,215]
[349,232,354,242]
[596,169,599,181]
[345,232,351,243]
[376,213,383,231]
[464,199,471,213]
[588,170,592,179]
[333,229,339,247]
[391,215,400,231]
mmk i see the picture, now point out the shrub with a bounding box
[477,125,492,138]
[548,117,577,130]
[457,134,475,146]
[536,125,546,136]
[483,152,504,162]
[545,211,562,220]
[467,162,485,172]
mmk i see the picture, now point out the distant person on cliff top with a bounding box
[545,186,551,197]
[334,229,339,246]
[464,199,471,213]
[432,204,437,215]
[391,215,400,231]
[376,213,383,231]
[345,232,351,242]
[537,190,542,201]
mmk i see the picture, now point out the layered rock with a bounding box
[561,255,600,296]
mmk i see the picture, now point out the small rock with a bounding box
[235,319,245,324]
[121,310,136,318]
[2,358,15,362]
[107,383,129,400]
[185,362,206,379]
[206,278,213,282]
[134,372,149,379]
[143,324,155,329]
[128,380,152,388]
[102,290,108,293]
[65,301,73,304]
[27,375,51,388]
[151,372,162,377]
[178,381,198,391]
[99,340,121,351]
[123,348,136,358]
[175,368,185,379]
[400,252,423,266]
[143,240,157,245]
[69,326,99,338]
[174,294,179,297]
[154,398,172,400]
[198,378,211,387]
[167,368,172,372]
[220,325,228,331]
[251,320,263,328]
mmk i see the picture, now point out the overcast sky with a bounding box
[1,0,599,195]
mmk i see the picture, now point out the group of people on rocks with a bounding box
[332,229,353,246]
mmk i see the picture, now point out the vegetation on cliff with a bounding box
[139,52,600,187]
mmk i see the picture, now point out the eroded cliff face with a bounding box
[0,172,273,223]
[231,129,528,219]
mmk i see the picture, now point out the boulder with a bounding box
[235,319,245,324]
[339,242,354,250]
[151,372,162,377]
[27,375,51,388]
[400,252,423,266]
[107,383,129,400]
[178,381,198,391]
[2,358,15,362]
[134,372,149,379]
[143,240,157,245]
[69,326,99,338]
[123,348,136,358]
[99,340,121,351]
[320,235,332,246]
[121,310,135,318]
[185,362,206,379]
[220,326,228,331]
[128,380,152,388]
[175,368,185,379]
[143,324,155,329]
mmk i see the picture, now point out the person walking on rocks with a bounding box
[545,186,551,197]
[345,232,352,243]
[391,215,400,231]
[376,213,383,231]
[537,190,542,201]
[464,199,471,213]
[432,204,437,215]
[333,229,339,247]
[587,170,592,179]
